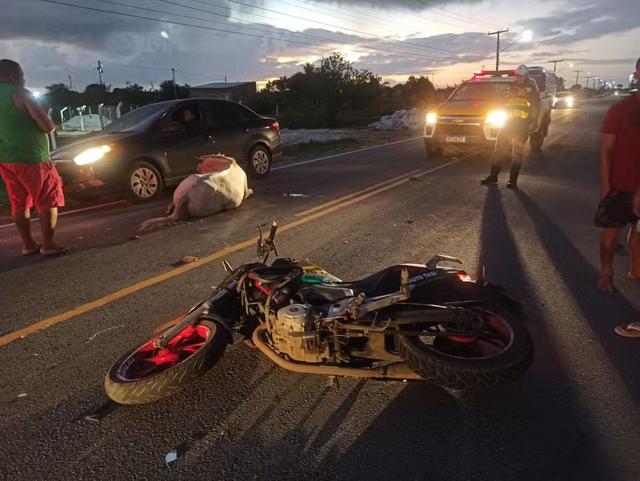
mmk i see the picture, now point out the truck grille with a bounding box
[438,124,482,136]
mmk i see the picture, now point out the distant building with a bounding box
[189,81,257,106]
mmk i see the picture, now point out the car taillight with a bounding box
[457,271,475,283]
[272,121,281,135]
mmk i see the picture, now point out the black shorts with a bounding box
[594,190,639,228]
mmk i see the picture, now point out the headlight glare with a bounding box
[426,112,437,125]
[74,145,111,166]
[486,110,508,128]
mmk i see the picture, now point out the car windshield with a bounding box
[450,83,511,101]
[102,103,170,134]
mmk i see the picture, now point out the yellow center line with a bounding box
[294,169,423,217]
[0,159,460,347]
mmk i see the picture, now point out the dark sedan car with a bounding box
[52,99,281,201]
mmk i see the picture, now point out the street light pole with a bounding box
[488,28,509,71]
[97,60,104,86]
[548,59,564,72]
[574,70,583,87]
[171,67,177,99]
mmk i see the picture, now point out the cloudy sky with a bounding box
[1,0,638,92]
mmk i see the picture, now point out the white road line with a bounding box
[0,199,128,230]
[272,136,422,171]
[0,136,422,229]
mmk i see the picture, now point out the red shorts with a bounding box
[0,162,65,211]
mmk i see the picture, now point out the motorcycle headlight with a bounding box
[426,112,437,125]
[74,145,111,166]
[486,110,508,128]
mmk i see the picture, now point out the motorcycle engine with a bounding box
[271,304,329,363]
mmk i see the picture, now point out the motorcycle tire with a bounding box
[397,306,533,391]
[105,320,227,404]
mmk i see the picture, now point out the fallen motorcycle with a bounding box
[105,221,533,404]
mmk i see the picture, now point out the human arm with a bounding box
[12,89,56,134]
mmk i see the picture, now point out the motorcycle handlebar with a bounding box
[268,221,278,242]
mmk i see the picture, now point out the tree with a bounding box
[45,83,80,115]
[83,83,111,108]
[158,80,190,101]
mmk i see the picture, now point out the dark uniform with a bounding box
[486,78,540,184]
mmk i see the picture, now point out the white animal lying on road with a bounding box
[139,155,252,232]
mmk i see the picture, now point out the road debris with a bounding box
[73,399,119,423]
[86,324,126,343]
[165,451,178,466]
[128,234,141,241]
[282,193,326,198]
[17,393,27,398]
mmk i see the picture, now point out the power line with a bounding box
[548,59,564,72]
[44,0,456,63]
[145,0,450,59]
[488,28,509,71]
[218,0,462,55]
[433,6,503,29]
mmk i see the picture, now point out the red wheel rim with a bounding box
[116,325,211,381]
[418,313,514,360]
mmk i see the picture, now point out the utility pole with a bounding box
[97,60,104,86]
[584,75,592,89]
[488,29,509,71]
[548,59,564,72]
[574,70,583,86]
[171,68,177,99]
[68,74,73,90]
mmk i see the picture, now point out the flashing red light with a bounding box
[457,272,475,283]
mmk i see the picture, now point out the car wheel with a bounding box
[126,161,164,202]
[248,145,272,178]
[426,146,443,158]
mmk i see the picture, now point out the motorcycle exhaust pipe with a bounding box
[251,324,422,381]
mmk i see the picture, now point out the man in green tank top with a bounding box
[0,59,67,256]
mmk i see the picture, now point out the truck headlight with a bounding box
[74,145,111,166]
[426,112,437,125]
[486,110,508,128]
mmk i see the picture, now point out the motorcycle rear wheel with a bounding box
[105,320,226,404]
[397,307,533,390]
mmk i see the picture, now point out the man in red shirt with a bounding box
[595,58,640,292]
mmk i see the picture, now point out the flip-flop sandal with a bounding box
[21,245,41,256]
[597,276,615,292]
[40,246,69,257]
[615,322,640,338]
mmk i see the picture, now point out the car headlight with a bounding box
[74,145,111,166]
[426,112,437,125]
[486,110,508,128]
[566,97,574,107]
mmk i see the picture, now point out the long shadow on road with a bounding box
[307,186,628,481]
[513,189,640,402]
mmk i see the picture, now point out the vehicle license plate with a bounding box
[445,136,466,143]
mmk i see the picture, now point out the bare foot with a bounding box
[21,244,41,256]
[597,274,615,292]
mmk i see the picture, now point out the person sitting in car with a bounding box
[180,108,205,138]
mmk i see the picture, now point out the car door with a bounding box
[202,101,249,163]
[156,102,214,178]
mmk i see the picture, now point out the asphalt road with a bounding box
[2,98,640,481]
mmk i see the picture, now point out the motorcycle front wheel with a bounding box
[105,320,227,404]
[397,307,533,391]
